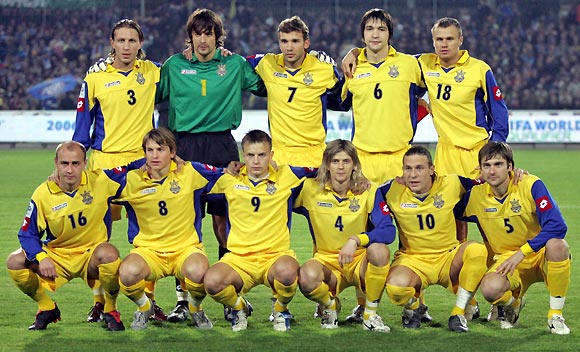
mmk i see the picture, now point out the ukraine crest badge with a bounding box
[510,199,521,213]
[303,72,314,86]
[136,72,146,85]
[454,70,465,83]
[388,65,399,78]
[170,180,181,194]
[81,191,93,205]
[433,194,444,209]
[217,64,227,76]
[266,182,277,195]
[349,198,360,212]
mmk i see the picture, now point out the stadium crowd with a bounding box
[0,0,579,111]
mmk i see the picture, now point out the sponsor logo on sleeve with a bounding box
[113,166,127,174]
[493,86,503,100]
[536,196,553,212]
[21,202,34,231]
[380,201,390,215]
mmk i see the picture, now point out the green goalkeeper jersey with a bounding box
[156,50,265,133]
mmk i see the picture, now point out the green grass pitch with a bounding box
[0,148,578,351]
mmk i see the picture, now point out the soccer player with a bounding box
[295,140,395,332]
[204,130,316,332]
[6,141,126,331]
[382,146,487,333]
[246,16,341,167]
[73,19,166,322]
[155,9,266,320]
[460,142,570,334]
[113,127,221,330]
[336,8,426,184]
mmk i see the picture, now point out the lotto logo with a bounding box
[77,98,85,112]
[204,164,216,171]
[113,166,127,174]
[380,201,390,215]
[493,86,502,100]
[535,196,553,212]
[21,217,30,231]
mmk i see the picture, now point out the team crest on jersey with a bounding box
[433,194,444,209]
[81,191,93,205]
[454,70,465,83]
[510,199,521,213]
[136,72,146,85]
[266,182,277,195]
[349,198,360,212]
[388,65,399,78]
[169,180,181,194]
[303,72,314,86]
[217,64,227,77]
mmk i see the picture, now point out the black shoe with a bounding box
[417,303,433,323]
[448,314,468,333]
[86,302,104,323]
[167,301,189,323]
[402,307,421,329]
[29,304,61,330]
[103,310,126,331]
[150,300,167,321]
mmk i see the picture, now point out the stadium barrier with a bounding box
[1,110,579,145]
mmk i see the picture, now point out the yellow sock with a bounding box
[208,284,240,308]
[98,258,121,312]
[144,280,156,301]
[8,268,55,311]
[184,277,206,309]
[120,278,148,309]
[386,284,417,308]
[492,290,514,306]
[273,279,297,312]
[365,263,389,304]
[303,282,332,307]
[546,259,570,298]
[458,243,487,292]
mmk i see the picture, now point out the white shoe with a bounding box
[191,310,213,329]
[230,299,253,332]
[131,300,154,330]
[321,308,338,329]
[272,310,293,332]
[363,314,390,333]
[548,314,570,335]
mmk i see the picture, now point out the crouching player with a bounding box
[113,128,221,330]
[204,130,316,332]
[460,142,571,334]
[296,140,396,332]
[6,141,126,331]
[383,146,487,333]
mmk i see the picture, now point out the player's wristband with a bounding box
[35,251,49,263]
[519,243,534,256]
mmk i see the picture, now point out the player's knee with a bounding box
[298,265,320,293]
[386,284,415,306]
[6,249,26,270]
[203,269,224,295]
[479,275,506,302]
[94,243,120,264]
[366,243,389,266]
[545,238,570,261]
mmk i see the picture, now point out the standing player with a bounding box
[204,130,316,332]
[73,19,166,322]
[337,8,426,184]
[114,128,221,330]
[155,9,266,321]
[246,16,341,167]
[382,146,487,333]
[460,142,570,334]
[6,141,126,331]
[295,140,395,332]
